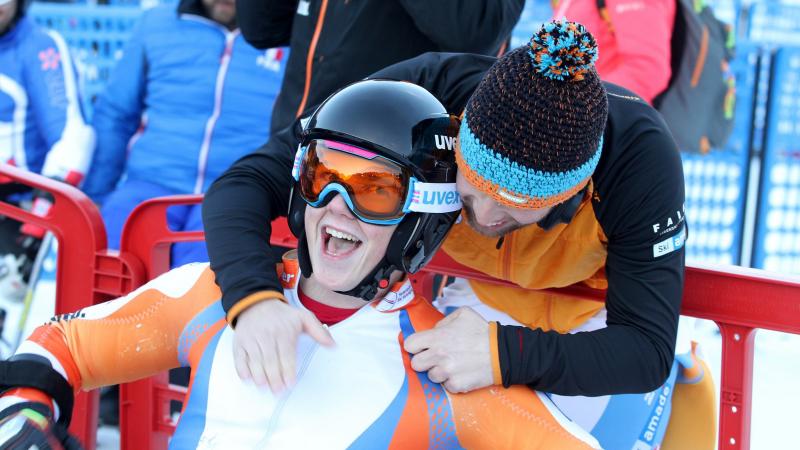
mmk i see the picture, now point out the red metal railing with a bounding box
[2,169,798,450]
[0,165,145,450]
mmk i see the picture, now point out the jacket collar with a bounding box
[280,250,417,313]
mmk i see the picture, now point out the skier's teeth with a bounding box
[326,227,359,242]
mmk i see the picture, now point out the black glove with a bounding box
[0,402,82,450]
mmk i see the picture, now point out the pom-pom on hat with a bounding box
[457,20,609,209]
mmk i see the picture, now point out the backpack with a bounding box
[596,0,736,153]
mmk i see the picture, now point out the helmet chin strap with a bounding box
[296,229,314,276]
[336,257,397,301]
[295,228,396,302]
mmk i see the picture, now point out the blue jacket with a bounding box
[83,4,286,200]
[0,16,95,186]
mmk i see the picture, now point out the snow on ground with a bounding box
[97,426,121,450]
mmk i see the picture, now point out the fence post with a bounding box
[717,324,756,450]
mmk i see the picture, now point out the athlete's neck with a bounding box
[298,275,369,309]
[298,271,405,309]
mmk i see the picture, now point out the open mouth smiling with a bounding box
[322,226,363,258]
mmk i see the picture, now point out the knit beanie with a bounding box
[457,20,608,209]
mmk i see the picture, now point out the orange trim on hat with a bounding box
[456,144,589,209]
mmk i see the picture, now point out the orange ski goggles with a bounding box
[292,139,461,224]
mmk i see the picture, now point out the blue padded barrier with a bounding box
[753,46,800,275]
[105,0,146,5]
[682,44,761,266]
[28,3,142,116]
[103,0,179,6]
[511,0,553,49]
[747,2,800,46]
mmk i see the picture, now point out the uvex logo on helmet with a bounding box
[412,190,461,206]
[434,135,456,151]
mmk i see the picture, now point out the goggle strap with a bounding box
[405,181,462,214]
[291,144,305,180]
[309,183,405,225]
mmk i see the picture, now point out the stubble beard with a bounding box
[461,205,523,238]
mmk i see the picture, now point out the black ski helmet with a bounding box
[288,79,461,301]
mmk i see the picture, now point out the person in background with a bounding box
[0,0,94,299]
[553,0,675,104]
[82,0,286,267]
[235,0,526,135]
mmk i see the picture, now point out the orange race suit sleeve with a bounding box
[0,263,224,421]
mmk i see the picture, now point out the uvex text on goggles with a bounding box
[292,139,462,224]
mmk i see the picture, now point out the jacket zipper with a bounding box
[257,341,320,446]
[295,0,329,118]
[194,30,237,194]
[499,232,515,280]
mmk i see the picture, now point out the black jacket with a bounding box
[203,52,685,396]
[236,0,525,134]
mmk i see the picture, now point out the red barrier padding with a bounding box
[0,164,141,450]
